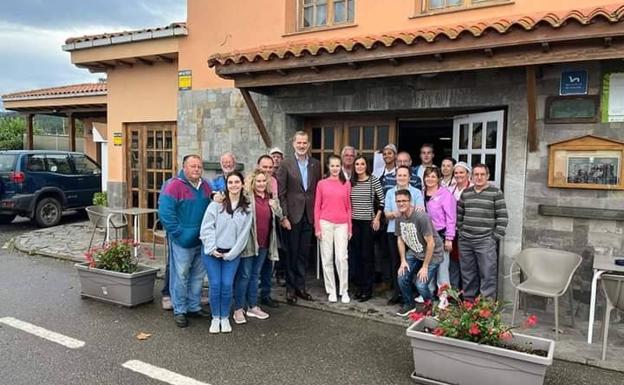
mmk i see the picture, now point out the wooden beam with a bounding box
[276,69,288,76]
[347,62,360,69]
[484,48,493,57]
[434,53,443,62]
[526,66,538,153]
[69,114,76,152]
[604,37,612,48]
[309,66,320,73]
[136,57,154,66]
[116,60,134,67]
[230,39,624,88]
[388,58,400,66]
[239,88,272,147]
[541,42,550,52]
[26,114,34,150]
[215,20,624,76]
[156,55,174,63]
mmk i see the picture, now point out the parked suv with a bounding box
[0,150,102,227]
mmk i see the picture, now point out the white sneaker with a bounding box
[220,318,232,333]
[328,293,338,303]
[341,292,350,304]
[209,318,220,334]
[415,295,425,304]
[233,309,246,324]
[161,296,172,311]
[246,306,269,320]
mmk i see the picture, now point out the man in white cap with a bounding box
[269,147,284,175]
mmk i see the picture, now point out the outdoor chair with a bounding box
[152,217,168,262]
[509,247,582,340]
[85,205,128,249]
[600,273,624,360]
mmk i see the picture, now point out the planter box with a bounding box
[75,262,158,307]
[406,317,554,385]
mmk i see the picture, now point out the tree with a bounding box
[0,117,26,150]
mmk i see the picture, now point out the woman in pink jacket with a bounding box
[423,166,457,295]
[314,155,352,304]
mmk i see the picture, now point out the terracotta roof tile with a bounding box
[65,22,186,44]
[2,83,107,101]
[208,4,624,67]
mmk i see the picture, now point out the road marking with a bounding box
[0,316,85,349]
[122,360,211,385]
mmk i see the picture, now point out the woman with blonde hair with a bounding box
[233,169,282,325]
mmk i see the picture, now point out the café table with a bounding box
[105,207,158,256]
[587,252,624,344]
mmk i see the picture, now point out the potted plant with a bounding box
[75,239,158,307]
[92,192,108,207]
[406,285,554,385]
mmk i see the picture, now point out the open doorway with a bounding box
[397,119,454,166]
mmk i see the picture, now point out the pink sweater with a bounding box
[314,178,352,235]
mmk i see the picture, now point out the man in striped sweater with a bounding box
[457,163,508,300]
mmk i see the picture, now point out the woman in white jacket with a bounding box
[200,171,252,334]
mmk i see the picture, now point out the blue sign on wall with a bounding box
[560,70,588,95]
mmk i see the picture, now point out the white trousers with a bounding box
[319,219,349,296]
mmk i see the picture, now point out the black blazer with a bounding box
[276,156,321,225]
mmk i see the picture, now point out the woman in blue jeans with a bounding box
[200,171,252,334]
[233,169,282,324]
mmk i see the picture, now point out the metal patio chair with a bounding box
[600,273,624,360]
[152,217,168,261]
[85,205,127,249]
[509,247,582,340]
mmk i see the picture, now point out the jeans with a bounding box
[203,251,241,318]
[161,235,171,297]
[398,254,440,307]
[387,233,401,298]
[234,248,268,309]
[169,242,205,315]
[259,256,274,300]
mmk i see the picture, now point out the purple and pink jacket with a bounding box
[425,186,457,241]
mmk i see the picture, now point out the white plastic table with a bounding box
[587,252,624,343]
[105,207,158,256]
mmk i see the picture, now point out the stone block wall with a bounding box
[523,61,624,315]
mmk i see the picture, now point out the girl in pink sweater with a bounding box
[314,155,352,303]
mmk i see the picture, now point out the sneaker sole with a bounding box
[396,308,416,317]
[233,318,246,324]
[246,313,269,320]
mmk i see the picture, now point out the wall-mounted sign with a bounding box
[560,70,588,95]
[178,70,192,90]
[112,132,123,146]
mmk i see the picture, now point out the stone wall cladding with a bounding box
[523,62,624,315]
[177,69,528,302]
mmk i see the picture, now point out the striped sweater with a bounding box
[350,175,385,221]
[457,186,508,240]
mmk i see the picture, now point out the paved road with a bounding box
[0,211,86,246]
[0,243,622,384]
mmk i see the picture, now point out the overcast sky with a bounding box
[0,0,186,110]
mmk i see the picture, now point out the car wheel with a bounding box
[0,214,16,225]
[34,197,62,228]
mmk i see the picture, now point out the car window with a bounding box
[45,154,73,175]
[26,155,46,172]
[72,155,101,175]
[0,154,17,172]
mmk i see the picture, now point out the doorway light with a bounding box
[439,137,451,141]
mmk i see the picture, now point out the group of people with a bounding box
[157,131,509,333]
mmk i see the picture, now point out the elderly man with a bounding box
[277,131,321,304]
[210,151,236,193]
[341,146,356,180]
[158,154,212,327]
[457,163,508,300]
[396,151,423,191]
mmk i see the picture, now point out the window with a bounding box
[45,154,72,174]
[300,0,354,30]
[72,155,101,175]
[417,0,511,15]
[26,155,46,172]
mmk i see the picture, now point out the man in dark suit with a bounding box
[277,131,322,304]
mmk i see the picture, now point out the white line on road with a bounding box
[0,316,85,349]
[122,360,212,385]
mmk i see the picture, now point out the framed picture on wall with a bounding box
[548,135,624,190]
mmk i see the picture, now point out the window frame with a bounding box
[413,0,513,18]
[298,0,355,32]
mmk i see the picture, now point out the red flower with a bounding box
[469,323,481,336]
[500,331,513,341]
[478,308,492,318]
[437,283,450,296]
[524,314,538,328]
[433,327,445,337]
[409,312,424,322]
[463,301,474,310]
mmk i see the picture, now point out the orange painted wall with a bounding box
[106,61,178,182]
[179,0,613,89]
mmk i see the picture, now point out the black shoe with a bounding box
[354,290,363,300]
[358,293,373,302]
[187,309,211,318]
[260,297,280,308]
[295,289,313,301]
[286,289,297,305]
[174,314,188,328]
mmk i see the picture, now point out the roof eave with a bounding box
[62,26,188,52]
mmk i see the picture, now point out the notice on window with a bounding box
[605,73,624,122]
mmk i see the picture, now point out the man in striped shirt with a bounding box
[457,163,508,300]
